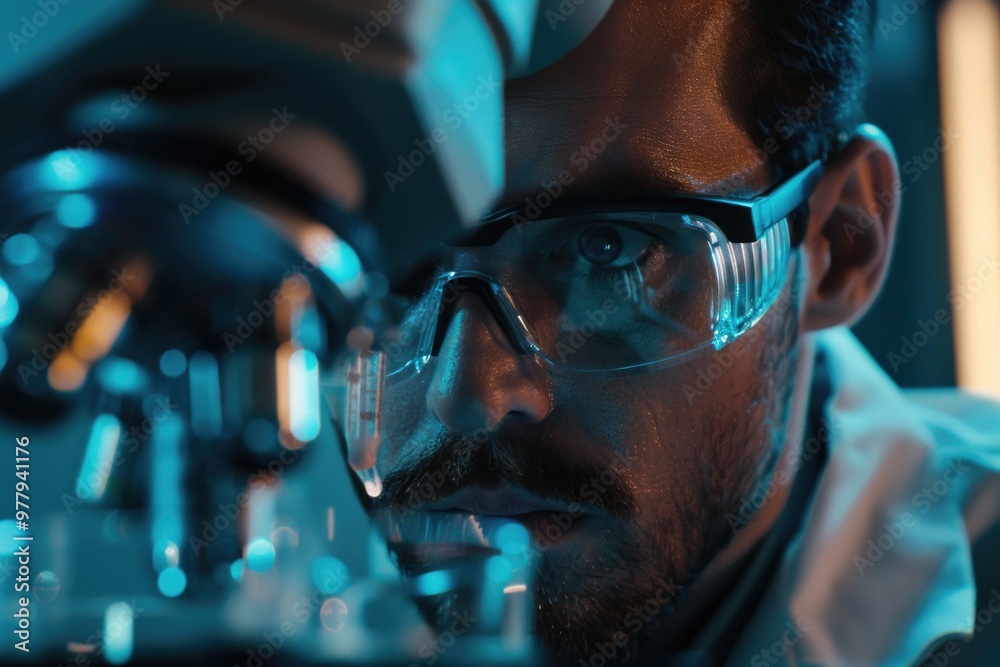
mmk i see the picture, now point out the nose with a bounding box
[425,291,551,434]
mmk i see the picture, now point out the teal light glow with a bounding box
[158,349,186,378]
[189,352,222,438]
[3,234,40,266]
[0,277,20,328]
[0,520,19,555]
[246,538,276,573]
[103,601,134,664]
[157,566,187,598]
[309,557,350,595]
[56,193,97,228]
[76,414,122,502]
[292,305,324,352]
[230,559,244,583]
[96,357,149,394]
[415,569,452,597]
[485,554,514,584]
[151,414,185,572]
[317,236,364,299]
[495,521,530,557]
[288,349,321,442]
[41,151,99,190]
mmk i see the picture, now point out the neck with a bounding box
[657,334,817,643]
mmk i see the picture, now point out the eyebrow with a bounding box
[478,158,821,244]
[628,164,771,199]
[505,164,768,217]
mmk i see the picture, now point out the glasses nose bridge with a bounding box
[429,271,531,359]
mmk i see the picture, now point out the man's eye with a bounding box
[550,223,656,269]
[578,225,623,265]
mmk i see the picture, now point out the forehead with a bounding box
[501,0,769,209]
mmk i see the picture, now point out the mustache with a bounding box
[373,428,635,519]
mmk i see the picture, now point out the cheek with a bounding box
[562,322,779,513]
[374,373,434,470]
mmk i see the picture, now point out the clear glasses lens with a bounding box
[373,212,789,376]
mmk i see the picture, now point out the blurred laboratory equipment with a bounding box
[0,0,613,663]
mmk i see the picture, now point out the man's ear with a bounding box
[800,124,901,331]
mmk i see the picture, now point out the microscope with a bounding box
[0,1,612,664]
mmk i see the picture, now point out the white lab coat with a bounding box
[729,327,1000,666]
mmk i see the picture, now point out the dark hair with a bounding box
[725,0,876,179]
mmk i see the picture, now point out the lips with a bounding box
[421,484,579,516]
[383,484,597,551]
[506,509,593,546]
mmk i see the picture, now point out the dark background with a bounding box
[852,0,958,387]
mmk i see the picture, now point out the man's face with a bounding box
[371,0,804,660]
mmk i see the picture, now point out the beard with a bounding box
[369,274,802,664]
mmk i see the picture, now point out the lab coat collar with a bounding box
[730,327,993,666]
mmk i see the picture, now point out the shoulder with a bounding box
[909,390,1000,666]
